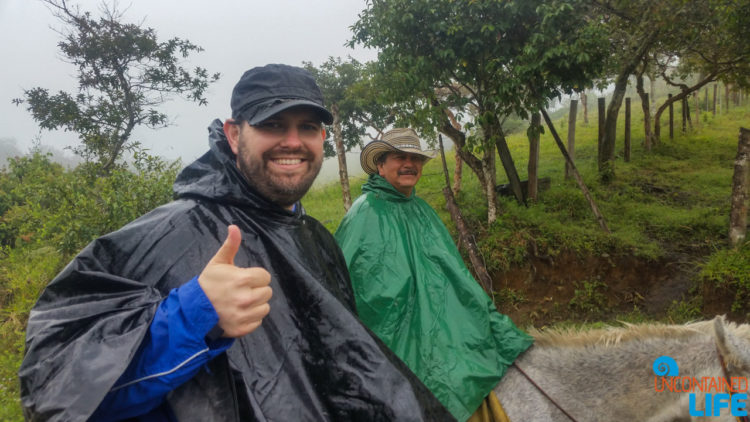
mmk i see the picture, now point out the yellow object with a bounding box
[467,394,511,422]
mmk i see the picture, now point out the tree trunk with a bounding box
[600,30,660,182]
[483,141,498,225]
[566,99,578,179]
[453,153,463,195]
[495,132,525,206]
[332,104,351,211]
[636,74,653,151]
[440,113,488,197]
[528,113,541,201]
[541,109,610,233]
[438,135,494,296]
[729,128,750,247]
[601,75,628,182]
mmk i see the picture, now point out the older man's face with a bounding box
[225,107,325,208]
[377,152,426,197]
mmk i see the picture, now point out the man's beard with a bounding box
[236,144,322,208]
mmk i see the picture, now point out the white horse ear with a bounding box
[714,315,750,371]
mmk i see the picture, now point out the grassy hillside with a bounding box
[303,96,750,327]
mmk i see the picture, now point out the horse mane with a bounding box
[529,318,750,348]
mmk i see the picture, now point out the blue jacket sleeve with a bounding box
[90,276,234,421]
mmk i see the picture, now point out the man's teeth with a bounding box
[274,158,302,165]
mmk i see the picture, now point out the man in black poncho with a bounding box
[18,64,454,422]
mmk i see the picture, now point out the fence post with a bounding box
[624,97,631,162]
[729,127,750,247]
[682,96,687,132]
[566,99,578,179]
[598,97,605,162]
[669,94,674,139]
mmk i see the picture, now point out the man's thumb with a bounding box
[211,225,242,265]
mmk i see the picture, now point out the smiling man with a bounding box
[335,128,533,422]
[19,66,453,422]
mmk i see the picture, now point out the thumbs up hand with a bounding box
[198,225,272,338]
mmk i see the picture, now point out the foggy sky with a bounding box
[0,0,377,165]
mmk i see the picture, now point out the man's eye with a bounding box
[300,123,320,132]
[257,121,284,130]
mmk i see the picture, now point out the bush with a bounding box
[0,150,180,420]
[700,242,750,314]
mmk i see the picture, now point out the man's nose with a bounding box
[279,127,303,148]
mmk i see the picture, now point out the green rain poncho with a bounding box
[335,175,533,421]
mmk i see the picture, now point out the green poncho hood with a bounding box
[335,175,533,421]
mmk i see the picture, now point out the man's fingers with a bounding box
[210,225,242,265]
[237,286,273,308]
[240,267,272,288]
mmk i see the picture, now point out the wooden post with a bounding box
[669,94,674,139]
[681,96,687,132]
[643,93,652,151]
[729,128,750,247]
[694,92,700,128]
[566,99,578,179]
[725,84,730,112]
[711,83,719,116]
[704,87,709,111]
[624,97,631,162]
[581,90,588,124]
[596,98,606,163]
[528,113,541,201]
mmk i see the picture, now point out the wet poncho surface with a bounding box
[18,121,454,422]
[335,175,533,421]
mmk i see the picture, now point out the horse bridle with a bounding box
[512,344,750,422]
[511,360,580,422]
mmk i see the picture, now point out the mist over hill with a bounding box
[0,137,81,169]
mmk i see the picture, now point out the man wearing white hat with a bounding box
[335,128,533,422]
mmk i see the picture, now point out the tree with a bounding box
[14,0,219,172]
[305,58,365,210]
[351,0,608,224]
[306,58,396,210]
[652,0,750,142]
[590,0,672,181]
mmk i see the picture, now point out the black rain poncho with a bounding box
[18,120,454,422]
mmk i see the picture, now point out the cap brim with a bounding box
[243,99,333,125]
[360,140,436,175]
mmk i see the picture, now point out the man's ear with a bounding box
[223,119,241,155]
[321,127,327,140]
[377,162,385,177]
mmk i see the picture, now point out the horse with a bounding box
[493,316,750,421]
